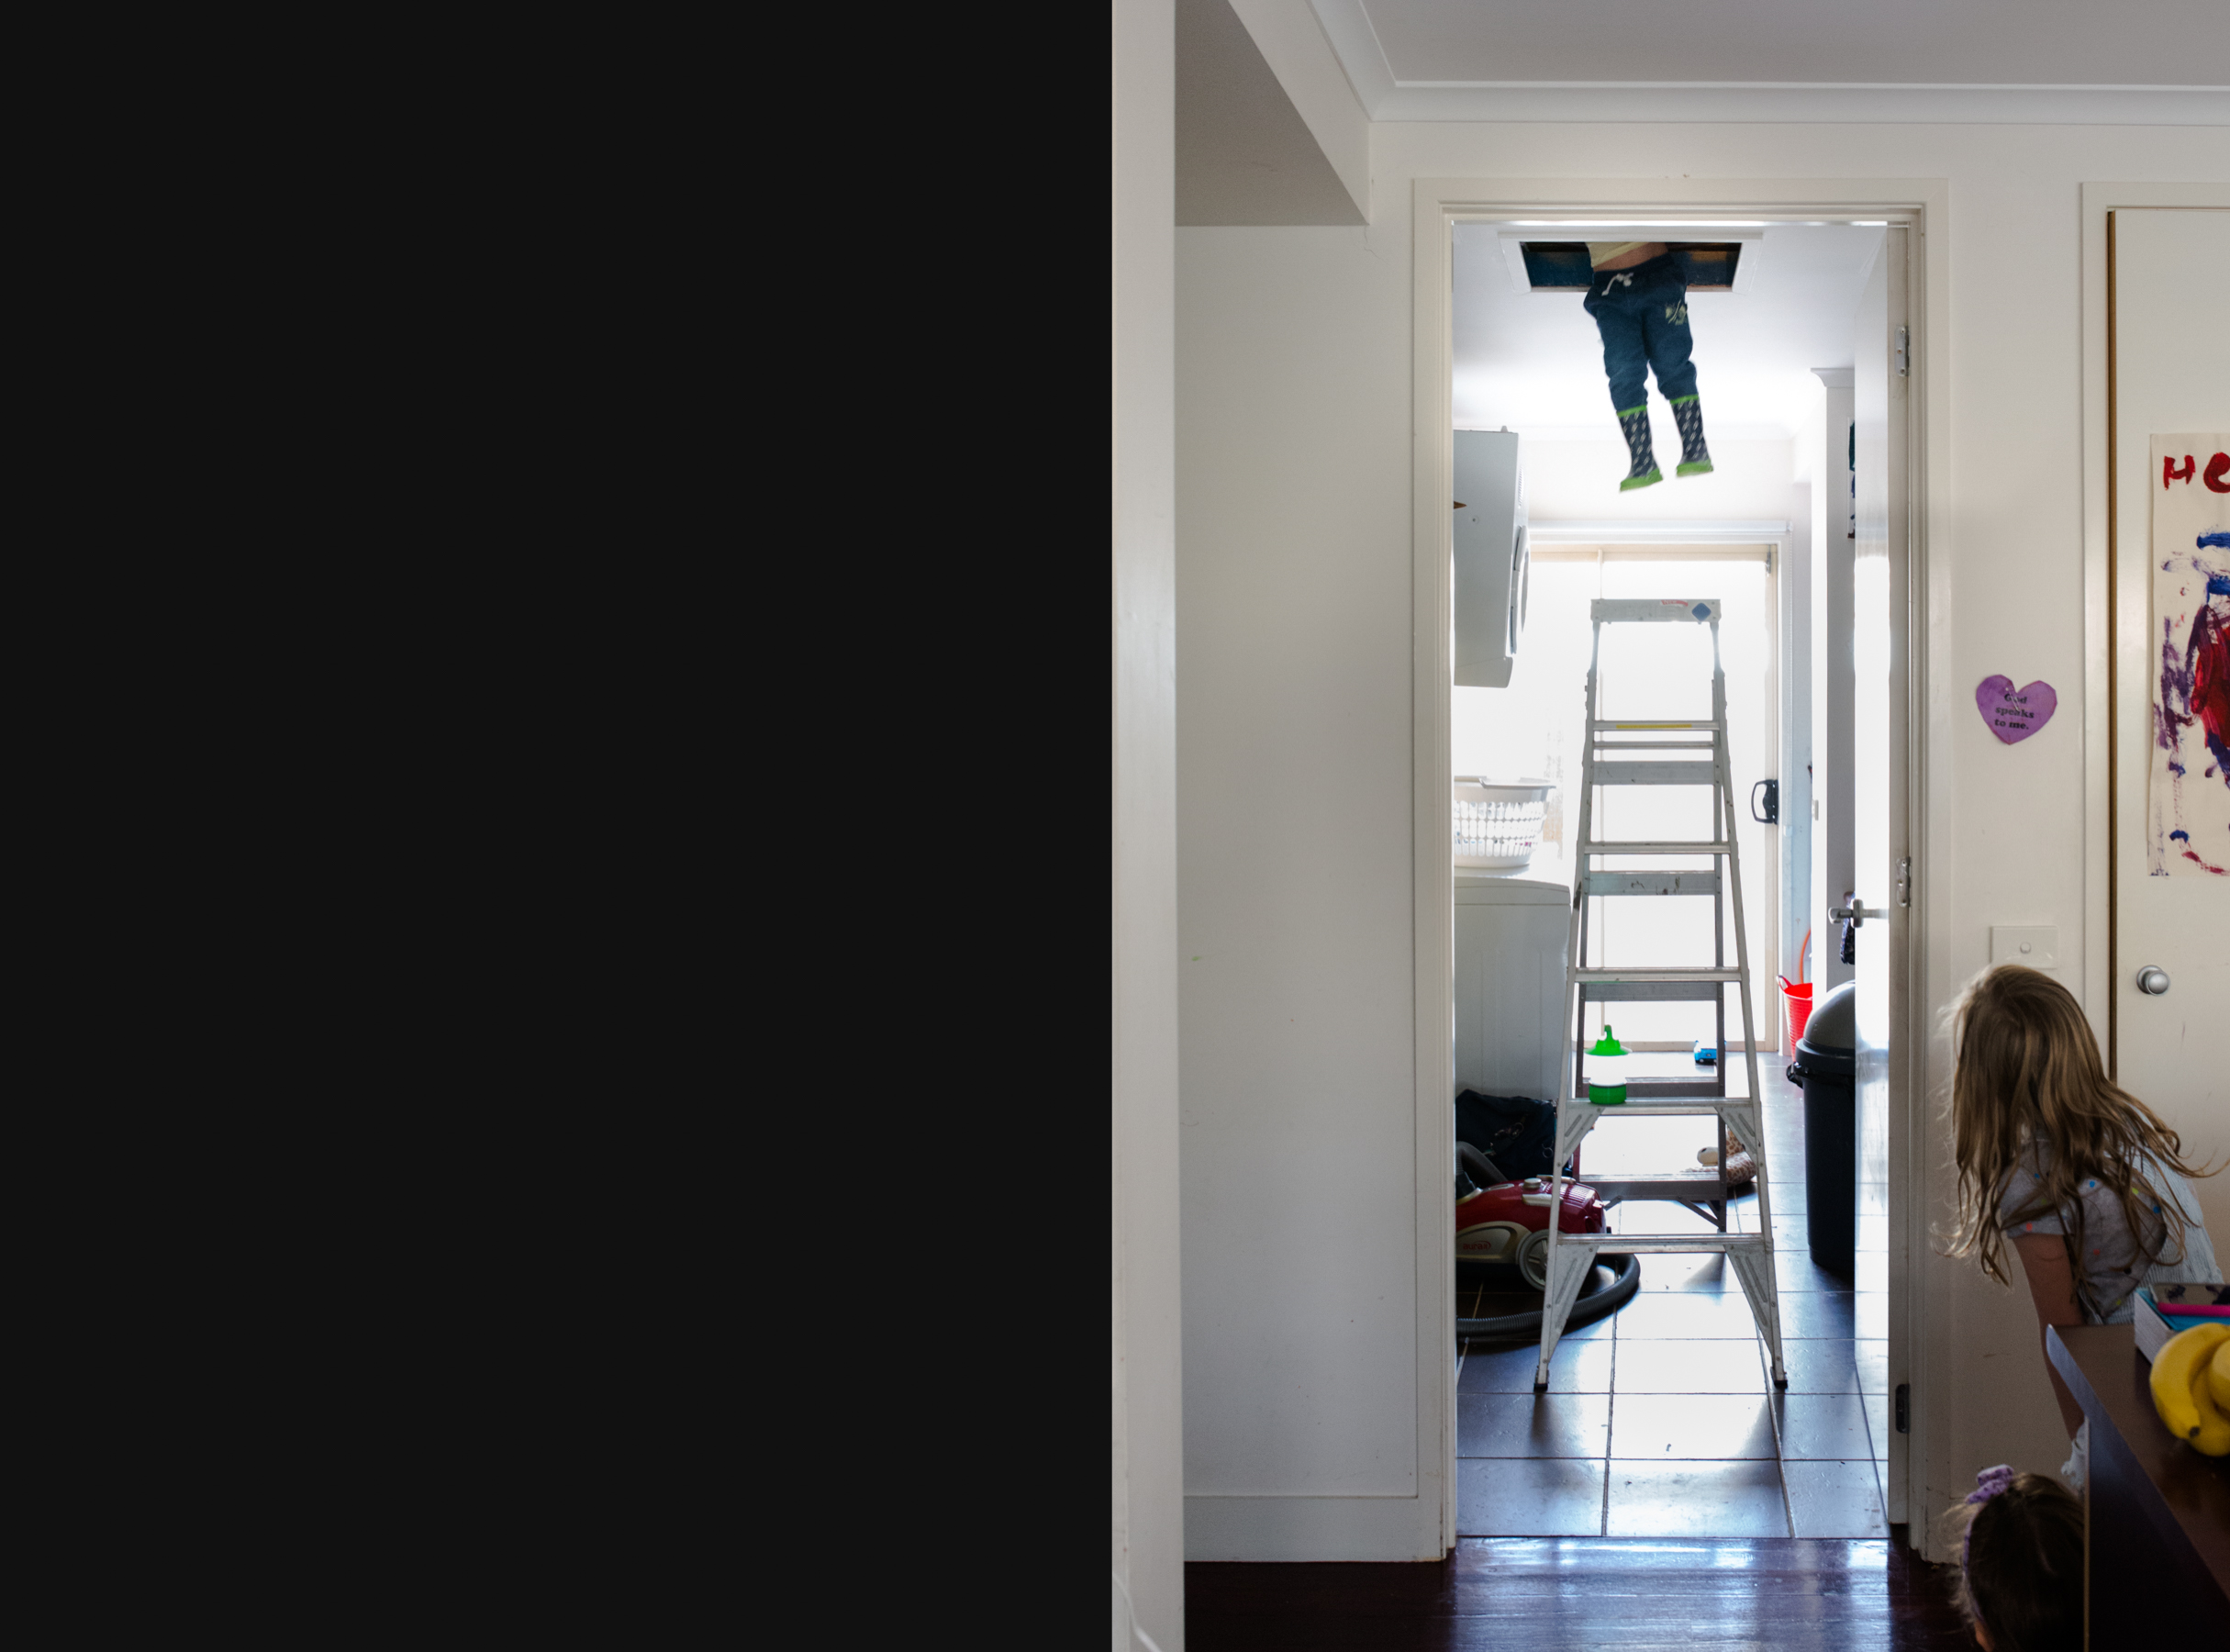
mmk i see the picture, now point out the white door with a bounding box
[2109,208,2230,1245]
[1851,229,1912,1522]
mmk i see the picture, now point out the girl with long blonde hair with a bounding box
[1946,966,2217,1473]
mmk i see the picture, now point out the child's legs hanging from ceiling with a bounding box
[1584,277,1658,487]
[1584,281,1651,418]
[1641,280,1699,402]
[1636,262,1710,473]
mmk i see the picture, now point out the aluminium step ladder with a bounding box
[1533,597,1788,1392]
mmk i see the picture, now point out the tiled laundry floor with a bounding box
[1456,1061,1891,1538]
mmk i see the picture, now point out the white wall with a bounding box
[1520,432,1796,524]
[1176,215,1427,1546]
[1810,377,1857,998]
[1176,119,2230,1562]
[1782,442,1813,988]
[1115,0,1185,1643]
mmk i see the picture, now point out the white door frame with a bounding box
[2078,182,2230,1074]
[1413,178,1948,1550]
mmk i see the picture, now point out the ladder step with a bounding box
[1625,1077,1730,1098]
[1572,967,1742,982]
[1593,739,1716,750]
[1578,980,1724,1002]
[1581,871,1722,897]
[1589,762,1717,787]
[1544,1233,1767,1254]
[1591,720,1723,731]
[1578,842,1735,854]
[1564,1099,1756,1116]
[1585,1171,1734,1200]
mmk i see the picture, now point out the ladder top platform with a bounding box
[1589,597,1722,624]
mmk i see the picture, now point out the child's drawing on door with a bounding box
[2150,434,2230,877]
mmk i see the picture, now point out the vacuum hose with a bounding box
[1455,1250,1642,1341]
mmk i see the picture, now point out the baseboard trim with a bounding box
[1184,1494,1444,1562]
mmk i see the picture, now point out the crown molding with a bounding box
[1304,4,2229,125]
[1372,86,2228,124]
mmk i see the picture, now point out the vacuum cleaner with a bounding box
[1455,1138,1640,1338]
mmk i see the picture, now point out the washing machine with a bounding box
[1454,848,1571,1101]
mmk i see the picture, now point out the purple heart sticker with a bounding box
[1976,675,2057,744]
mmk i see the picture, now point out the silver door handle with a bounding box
[1830,899,1874,929]
[2136,966,2171,996]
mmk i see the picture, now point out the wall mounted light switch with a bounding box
[1990,925,2058,970]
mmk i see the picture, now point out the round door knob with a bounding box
[2136,966,2171,996]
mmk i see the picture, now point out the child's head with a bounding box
[1946,1467,2082,1652]
[1946,964,2198,1289]
[1950,965,2115,1154]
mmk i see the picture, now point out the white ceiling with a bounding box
[1310,0,2230,120]
[1355,0,2222,85]
[1452,222,1885,437]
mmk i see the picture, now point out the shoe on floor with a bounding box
[1699,1141,1757,1189]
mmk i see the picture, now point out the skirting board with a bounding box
[1185,1494,1444,1562]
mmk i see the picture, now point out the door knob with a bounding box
[2136,966,2171,996]
[1830,899,1873,929]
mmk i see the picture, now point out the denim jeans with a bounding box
[1582,253,1699,416]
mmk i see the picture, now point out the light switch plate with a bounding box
[1990,925,2058,970]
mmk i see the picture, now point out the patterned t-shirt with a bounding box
[1997,1142,2211,1323]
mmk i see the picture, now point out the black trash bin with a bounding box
[1788,981,1857,1277]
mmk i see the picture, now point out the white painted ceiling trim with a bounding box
[1306,0,2230,124]
[1527,519,1790,542]
[1489,425,1799,443]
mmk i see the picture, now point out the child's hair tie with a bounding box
[1962,1465,2016,1568]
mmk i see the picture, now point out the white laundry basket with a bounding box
[1453,777,1555,869]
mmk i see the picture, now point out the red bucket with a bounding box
[1779,929,1813,1050]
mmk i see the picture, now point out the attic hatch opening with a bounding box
[1503,229,1765,295]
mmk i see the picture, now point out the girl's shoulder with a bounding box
[1996,1146,2064,1231]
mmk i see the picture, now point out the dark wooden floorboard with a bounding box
[1187,1535,1974,1650]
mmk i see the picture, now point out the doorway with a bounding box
[1418,190,1931,1552]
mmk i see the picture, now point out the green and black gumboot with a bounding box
[1618,406,1661,492]
[1672,395,1713,477]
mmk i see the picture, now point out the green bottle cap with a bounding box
[1589,1025,1627,1058]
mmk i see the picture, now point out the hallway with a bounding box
[1457,1063,1890,1538]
